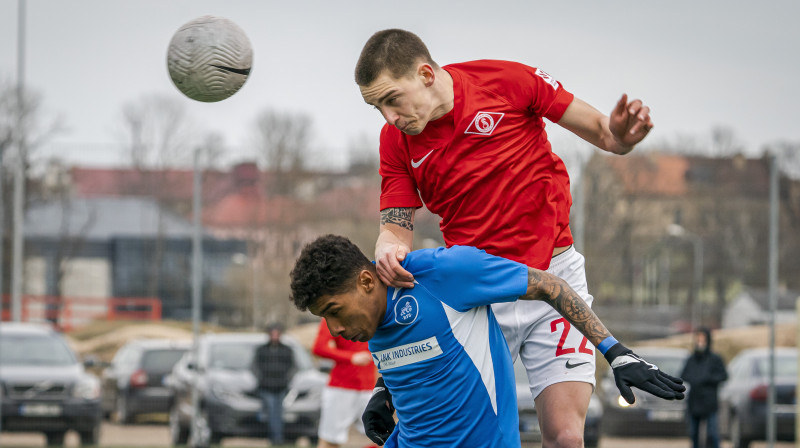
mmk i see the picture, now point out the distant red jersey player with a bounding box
[356,29,652,448]
[312,319,376,448]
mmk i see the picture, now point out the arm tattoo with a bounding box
[380,207,414,231]
[523,267,611,347]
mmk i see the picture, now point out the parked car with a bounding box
[165,332,327,447]
[720,347,797,448]
[0,322,102,446]
[514,358,603,447]
[100,338,191,423]
[599,346,690,437]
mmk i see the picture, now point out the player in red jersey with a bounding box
[355,29,653,448]
[312,319,377,448]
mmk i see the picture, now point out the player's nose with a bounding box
[381,108,399,126]
[326,320,345,338]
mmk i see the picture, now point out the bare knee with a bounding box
[543,427,584,448]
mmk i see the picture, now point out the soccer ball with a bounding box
[166,16,253,102]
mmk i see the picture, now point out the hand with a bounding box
[375,240,414,289]
[608,94,653,150]
[362,377,395,445]
[605,342,686,404]
[351,351,373,366]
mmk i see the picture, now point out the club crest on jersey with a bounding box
[465,111,504,135]
[395,295,419,325]
[535,68,560,90]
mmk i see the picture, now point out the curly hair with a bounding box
[354,28,438,87]
[289,235,374,311]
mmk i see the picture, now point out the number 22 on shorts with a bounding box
[550,318,593,357]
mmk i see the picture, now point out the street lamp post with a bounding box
[667,224,704,330]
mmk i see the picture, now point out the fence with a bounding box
[0,295,161,331]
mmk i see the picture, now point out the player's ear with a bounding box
[359,269,376,293]
[417,63,435,87]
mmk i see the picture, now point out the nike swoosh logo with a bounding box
[411,149,435,168]
[565,360,590,369]
[210,65,251,76]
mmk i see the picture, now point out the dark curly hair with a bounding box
[290,235,375,311]
[355,29,438,87]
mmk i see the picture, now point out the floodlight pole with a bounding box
[190,148,204,446]
[766,152,779,448]
[11,0,26,323]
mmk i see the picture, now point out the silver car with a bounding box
[719,347,797,448]
[599,346,689,437]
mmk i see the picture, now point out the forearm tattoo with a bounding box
[380,208,414,231]
[524,268,611,346]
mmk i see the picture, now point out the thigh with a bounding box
[534,381,592,442]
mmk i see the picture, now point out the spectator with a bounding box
[313,318,377,448]
[252,322,296,445]
[680,327,728,448]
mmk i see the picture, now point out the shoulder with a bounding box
[446,59,539,87]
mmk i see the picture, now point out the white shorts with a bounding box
[317,386,373,444]
[491,246,596,399]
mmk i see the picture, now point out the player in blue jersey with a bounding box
[289,235,684,447]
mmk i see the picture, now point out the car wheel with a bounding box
[730,414,752,448]
[114,393,133,424]
[45,431,66,446]
[78,424,101,446]
[170,403,189,446]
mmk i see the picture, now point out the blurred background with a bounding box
[1,0,799,447]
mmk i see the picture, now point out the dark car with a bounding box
[719,347,797,448]
[100,338,191,423]
[514,358,603,447]
[0,322,102,446]
[165,332,326,447]
[599,346,689,437]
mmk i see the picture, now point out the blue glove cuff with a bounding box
[598,336,619,355]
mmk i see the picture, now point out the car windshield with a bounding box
[141,349,188,371]
[0,334,76,366]
[207,341,261,370]
[753,354,797,378]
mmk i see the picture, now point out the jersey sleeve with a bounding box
[378,124,424,210]
[422,245,528,311]
[312,319,355,364]
[497,61,574,123]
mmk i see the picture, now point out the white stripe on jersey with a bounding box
[441,302,498,414]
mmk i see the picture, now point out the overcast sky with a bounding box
[0,0,798,170]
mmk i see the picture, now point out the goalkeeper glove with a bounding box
[604,341,686,404]
[361,377,395,445]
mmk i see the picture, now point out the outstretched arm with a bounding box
[557,94,652,155]
[375,207,416,289]
[521,267,685,404]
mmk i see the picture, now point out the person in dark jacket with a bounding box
[680,327,728,448]
[252,322,296,444]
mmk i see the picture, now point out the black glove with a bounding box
[361,377,395,446]
[605,342,686,404]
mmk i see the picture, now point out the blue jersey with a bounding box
[368,245,528,447]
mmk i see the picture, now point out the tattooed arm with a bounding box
[521,267,611,347]
[375,207,416,288]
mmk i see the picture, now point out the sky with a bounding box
[0,0,798,170]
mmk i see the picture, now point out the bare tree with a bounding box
[251,108,312,195]
[117,94,198,299]
[119,93,197,168]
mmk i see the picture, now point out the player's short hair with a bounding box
[290,234,375,311]
[355,29,438,87]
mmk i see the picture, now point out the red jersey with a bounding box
[312,319,376,391]
[379,60,574,269]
